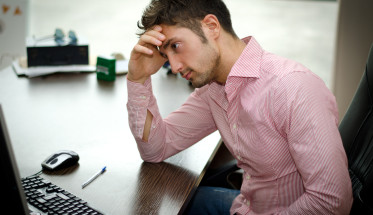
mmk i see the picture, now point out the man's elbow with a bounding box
[330,181,353,214]
[338,190,353,214]
[139,150,165,163]
[140,155,164,163]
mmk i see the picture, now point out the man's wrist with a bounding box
[127,73,148,85]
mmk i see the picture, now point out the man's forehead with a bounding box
[159,24,193,35]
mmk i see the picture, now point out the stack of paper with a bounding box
[12,58,129,78]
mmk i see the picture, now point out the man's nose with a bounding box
[168,57,183,74]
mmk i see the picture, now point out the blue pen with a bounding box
[82,166,106,189]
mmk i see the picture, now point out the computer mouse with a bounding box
[41,150,79,171]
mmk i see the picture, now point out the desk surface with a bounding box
[0,67,221,214]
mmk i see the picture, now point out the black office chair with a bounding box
[200,143,241,189]
[338,43,373,214]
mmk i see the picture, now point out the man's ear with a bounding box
[202,14,220,39]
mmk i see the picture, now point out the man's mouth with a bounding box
[182,71,192,80]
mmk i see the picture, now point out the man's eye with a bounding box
[171,43,180,49]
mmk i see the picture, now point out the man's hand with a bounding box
[127,25,167,84]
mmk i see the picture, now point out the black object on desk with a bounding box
[26,29,89,67]
[0,105,29,214]
[41,150,79,171]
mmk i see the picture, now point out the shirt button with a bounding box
[140,95,147,100]
[247,200,250,207]
[246,174,251,180]
[237,155,242,161]
[233,124,237,129]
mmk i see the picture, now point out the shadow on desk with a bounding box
[131,162,198,215]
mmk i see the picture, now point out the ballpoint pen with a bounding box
[82,166,106,189]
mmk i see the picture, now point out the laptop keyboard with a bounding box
[21,175,103,215]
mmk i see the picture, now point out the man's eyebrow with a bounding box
[161,37,175,50]
[158,37,176,59]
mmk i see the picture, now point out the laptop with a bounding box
[0,105,103,214]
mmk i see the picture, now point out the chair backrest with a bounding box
[339,43,373,214]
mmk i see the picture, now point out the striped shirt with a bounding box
[127,37,353,214]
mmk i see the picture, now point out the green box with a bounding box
[96,56,116,81]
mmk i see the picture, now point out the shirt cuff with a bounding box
[127,76,153,106]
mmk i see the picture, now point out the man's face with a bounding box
[158,24,220,88]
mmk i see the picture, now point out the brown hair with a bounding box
[137,0,237,42]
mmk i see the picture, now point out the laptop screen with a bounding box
[0,105,30,214]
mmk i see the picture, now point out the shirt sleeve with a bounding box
[126,76,217,163]
[273,71,353,214]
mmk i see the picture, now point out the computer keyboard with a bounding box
[21,175,103,215]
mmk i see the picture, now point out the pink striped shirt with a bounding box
[127,37,353,214]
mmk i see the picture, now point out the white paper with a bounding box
[116,59,129,75]
[12,60,95,78]
[12,58,128,78]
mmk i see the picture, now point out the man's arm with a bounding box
[127,25,167,142]
[274,72,353,214]
[126,25,217,162]
[127,80,217,163]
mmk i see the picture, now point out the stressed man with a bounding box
[126,0,353,214]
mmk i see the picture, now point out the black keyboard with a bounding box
[21,175,103,215]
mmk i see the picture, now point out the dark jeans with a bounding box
[185,186,240,215]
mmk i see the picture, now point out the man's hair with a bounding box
[137,0,237,42]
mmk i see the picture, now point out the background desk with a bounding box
[0,66,221,214]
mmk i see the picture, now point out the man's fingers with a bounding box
[134,29,166,56]
[148,29,166,41]
[152,25,162,32]
[133,43,154,55]
[140,34,163,47]
[134,25,166,56]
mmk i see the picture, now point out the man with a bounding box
[126,0,353,214]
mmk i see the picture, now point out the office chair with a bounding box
[338,43,373,214]
[200,143,241,189]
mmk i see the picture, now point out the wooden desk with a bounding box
[0,66,221,214]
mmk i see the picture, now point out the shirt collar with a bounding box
[207,36,263,108]
[228,36,263,79]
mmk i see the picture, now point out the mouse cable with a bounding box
[29,169,43,177]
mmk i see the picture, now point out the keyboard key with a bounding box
[57,193,70,200]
